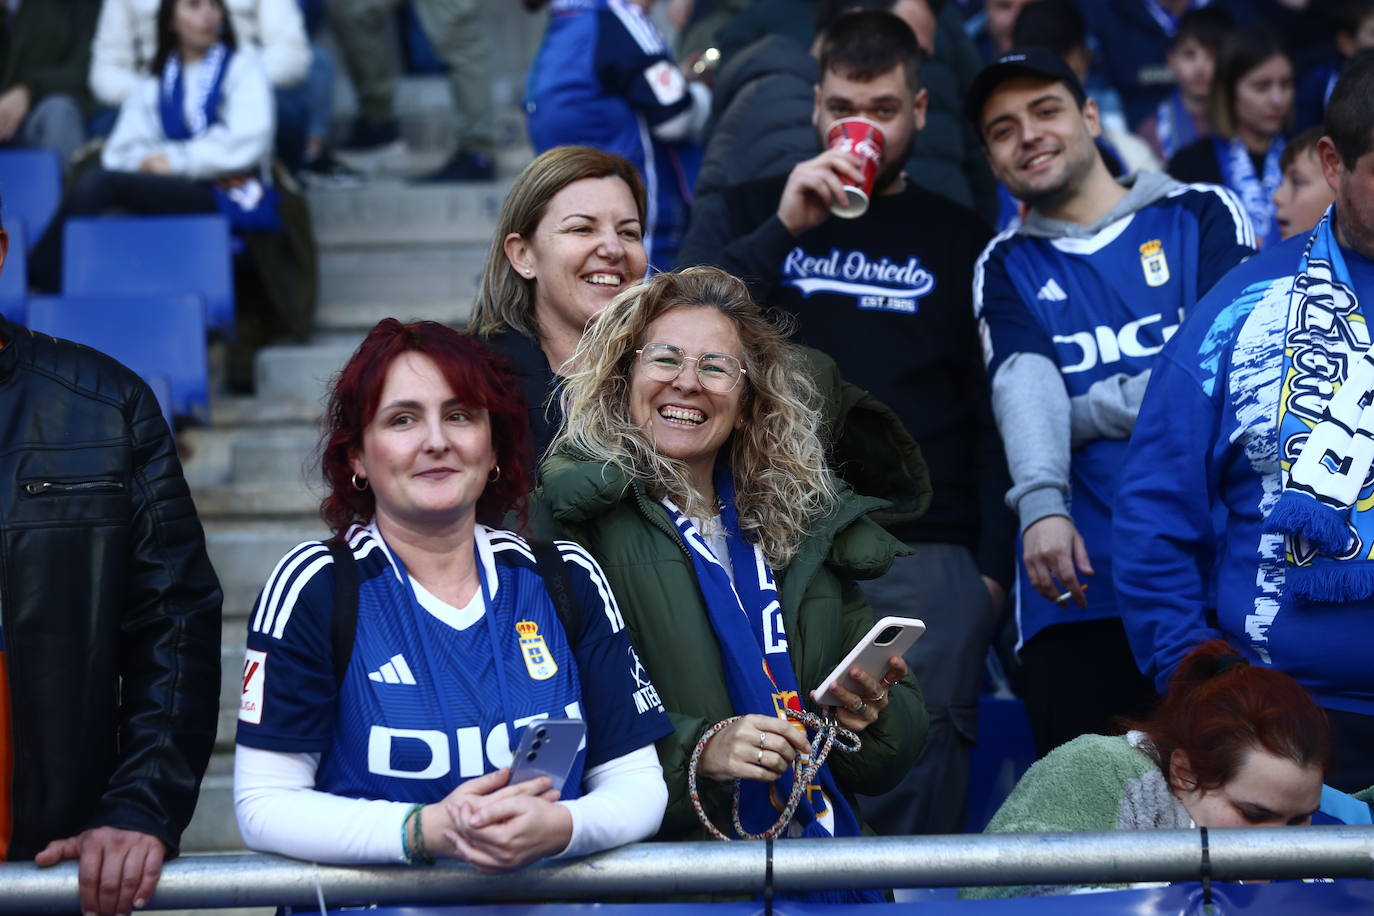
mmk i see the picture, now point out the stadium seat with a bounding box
[0,148,62,249]
[142,375,176,429]
[0,222,27,325]
[25,294,210,423]
[965,693,1037,833]
[61,215,235,337]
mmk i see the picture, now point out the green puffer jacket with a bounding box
[539,455,930,841]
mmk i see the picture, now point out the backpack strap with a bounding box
[531,539,584,648]
[326,537,359,687]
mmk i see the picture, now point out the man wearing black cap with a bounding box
[678,10,1016,837]
[970,48,1254,756]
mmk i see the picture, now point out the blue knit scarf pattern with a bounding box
[158,43,229,142]
[659,466,882,904]
[1215,135,1285,249]
[158,44,280,231]
[1266,207,1374,608]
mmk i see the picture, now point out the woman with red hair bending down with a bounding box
[965,639,1338,899]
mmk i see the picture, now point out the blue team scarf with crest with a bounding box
[660,465,881,904]
[1214,135,1284,249]
[1266,208,1374,608]
[157,44,280,231]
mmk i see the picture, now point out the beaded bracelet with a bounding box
[401,804,421,864]
[413,804,436,866]
[687,708,861,841]
[401,803,436,866]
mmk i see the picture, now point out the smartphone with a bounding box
[812,616,925,707]
[508,718,587,793]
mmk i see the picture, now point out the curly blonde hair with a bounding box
[552,267,836,567]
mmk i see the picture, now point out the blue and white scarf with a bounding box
[1215,135,1284,249]
[1144,0,1212,36]
[158,44,280,231]
[1154,90,1199,160]
[660,466,881,904]
[1266,208,1374,608]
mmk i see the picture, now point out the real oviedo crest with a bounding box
[1139,239,1170,287]
[516,619,557,681]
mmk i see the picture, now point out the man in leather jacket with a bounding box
[0,221,222,916]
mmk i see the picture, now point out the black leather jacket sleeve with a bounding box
[88,381,222,853]
[0,321,222,859]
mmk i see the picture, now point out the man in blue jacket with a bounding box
[1115,54,1374,792]
[970,48,1254,756]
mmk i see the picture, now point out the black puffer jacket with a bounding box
[695,34,818,201]
[0,317,221,859]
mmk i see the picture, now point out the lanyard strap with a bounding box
[476,543,520,749]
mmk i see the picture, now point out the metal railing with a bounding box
[3,828,1374,912]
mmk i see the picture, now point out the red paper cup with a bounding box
[825,117,886,219]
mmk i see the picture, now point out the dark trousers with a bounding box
[29,169,217,293]
[1019,616,1158,759]
[855,544,1005,835]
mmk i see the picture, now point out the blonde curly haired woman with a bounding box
[538,266,927,898]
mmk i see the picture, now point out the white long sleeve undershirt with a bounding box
[233,743,666,864]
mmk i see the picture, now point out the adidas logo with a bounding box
[1037,278,1067,301]
[368,653,416,685]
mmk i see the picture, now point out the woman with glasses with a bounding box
[538,267,927,883]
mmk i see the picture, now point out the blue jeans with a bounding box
[275,41,336,168]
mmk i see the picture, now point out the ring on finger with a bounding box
[867,690,888,703]
[755,748,764,765]
[855,700,868,715]
[757,732,768,748]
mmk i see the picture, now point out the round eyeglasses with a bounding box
[635,342,747,393]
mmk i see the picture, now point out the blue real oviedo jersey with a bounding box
[236,523,670,803]
[974,182,1254,644]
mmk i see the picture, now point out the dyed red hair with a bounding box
[1131,640,1332,792]
[319,319,532,534]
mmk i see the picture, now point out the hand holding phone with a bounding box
[812,616,924,707]
[508,718,586,794]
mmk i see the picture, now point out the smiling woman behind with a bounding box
[468,146,648,461]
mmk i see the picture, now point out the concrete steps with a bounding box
[317,246,482,324]
[309,180,512,247]
[206,520,324,614]
[254,342,357,405]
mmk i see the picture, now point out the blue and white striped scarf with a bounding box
[660,466,881,904]
[1216,135,1285,249]
[1266,208,1374,607]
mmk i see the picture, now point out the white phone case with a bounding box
[812,616,925,707]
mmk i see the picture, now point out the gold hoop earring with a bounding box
[488,465,501,483]
[351,473,369,491]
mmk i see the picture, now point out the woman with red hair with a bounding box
[965,639,1336,899]
[232,319,671,871]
